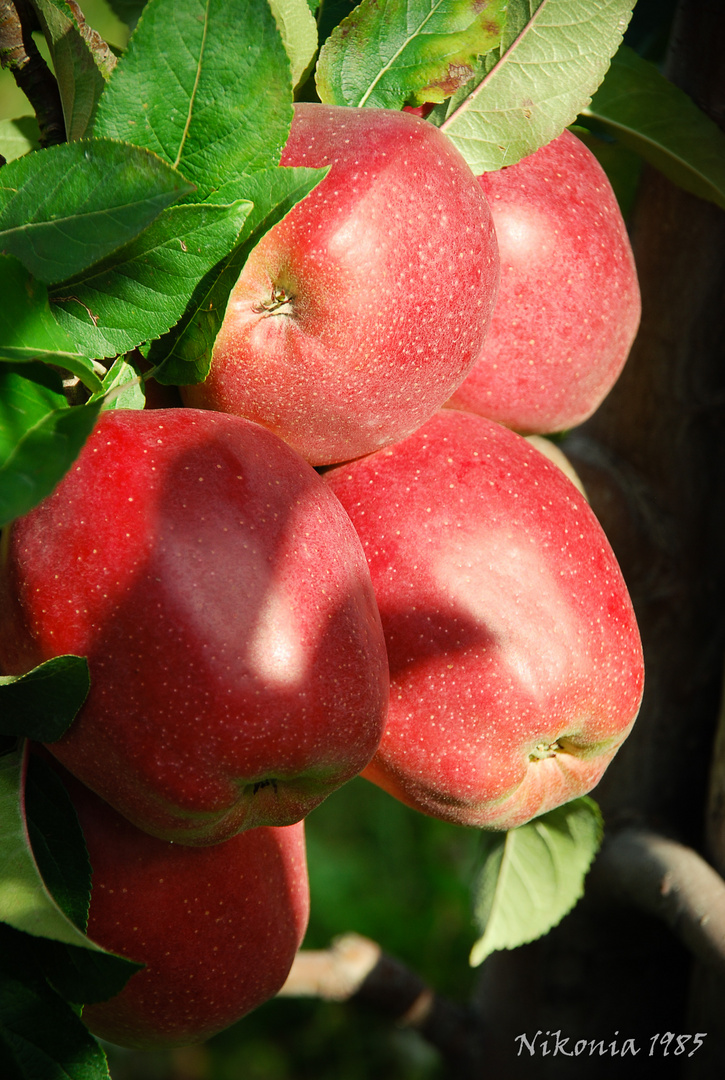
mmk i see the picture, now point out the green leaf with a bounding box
[92,355,146,410]
[469,797,603,966]
[316,0,507,110]
[0,747,101,949]
[581,45,725,212]
[0,117,41,162]
[0,658,90,743]
[93,0,294,202]
[270,0,319,88]
[0,922,112,1080]
[435,0,636,174]
[29,0,116,142]
[0,366,102,528]
[0,139,194,284]
[23,754,141,1003]
[49,200,252,359]
[0,255,102,392]
[148,165,326,385]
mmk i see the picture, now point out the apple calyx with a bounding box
[253,284,294,315]
[529,740,566,761]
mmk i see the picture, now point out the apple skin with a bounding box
[446,130,641,435]
[325,410,644,830]
[50,763,310,1050]
[0,408,389,844]
[181,102,500,466]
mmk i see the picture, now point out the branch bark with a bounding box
[589,829,725,981]
[0,0,65,147]
[279,933,487,1078]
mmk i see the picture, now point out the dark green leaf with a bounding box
[0,139,194,284]
[470,797,603,966]
[0,658,90,743]
[0,366,102,527]
[30,0,115,141]
[24,753,91,932]
[0,255,102,392]
[581,45,725,211]
[49,200,251,359]
[93,0,293,202]
[316,0,507,110]
[148,166,325,385]
[24,754,141,1003]
[105,0,147,31]
[433,0,637,174]
[0,922,111,1080]
[0,747,99,948]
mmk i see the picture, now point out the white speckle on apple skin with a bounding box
[325,409,644,831]
[0,409,390,844]
[447,129,641,436]
[182,104,500,466]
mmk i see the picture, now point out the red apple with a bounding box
[181,103,500,466]
[325,410,644,830]
[0,409,389,844]
[55,764,309,1050]
[446,130,641,435]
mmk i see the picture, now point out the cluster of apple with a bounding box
[0,103,644,1049]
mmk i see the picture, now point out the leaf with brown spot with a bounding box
[316,0,507,110]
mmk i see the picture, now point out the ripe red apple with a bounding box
[325,410,644,830]
[0,408,389,844]
[446,130,641,435]
[181,103,500,466]
[53,763,309,1050]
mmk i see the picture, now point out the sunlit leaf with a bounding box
[470,797,603,966]
[0,140,193,283]
[50,200,252,359]
[434,0,636,174]
[270,0,319,88]
[316,0,507,110]
[94,0,293,202]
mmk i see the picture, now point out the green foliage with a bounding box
[316,0,507,110]
[0,140,193,284]
[0,366,102,528]
[91,355,146,410]
[0,657,89,743]
[469,796,603,966]
[148,165,325,385]
[93,0,294,202]
[270,0,319,88]
[0,255,100,389]
[30,0,115,141]
[50,200,253,359]
[581,45,725,212]
[0,0,723,1075]
[430,0,636,173]
[0,752,139,1080]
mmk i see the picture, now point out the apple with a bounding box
[445,130,641,435]
[50,761,310,1050]
[0,408,389,844]
[325,409,644,830]
[181,102,500,466]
